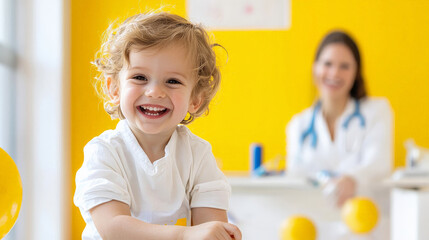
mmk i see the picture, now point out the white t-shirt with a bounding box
[74,120,231,240]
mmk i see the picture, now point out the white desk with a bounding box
[228,175,389,240]
[228,174,311,189]
[384,176,429,189]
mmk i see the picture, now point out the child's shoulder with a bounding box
[85,121,127,150]
[176,125,212,150]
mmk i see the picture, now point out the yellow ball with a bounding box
[0,147,22,238]
[341,197,378,234]
[280,215,317,240]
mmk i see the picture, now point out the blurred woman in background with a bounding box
[286,31,393,212]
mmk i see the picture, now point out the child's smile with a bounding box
[137,104,170,119]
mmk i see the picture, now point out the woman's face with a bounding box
[313,43,357,102]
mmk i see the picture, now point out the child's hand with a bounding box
[181,221,242,240]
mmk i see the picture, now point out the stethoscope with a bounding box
[300,99,366,149]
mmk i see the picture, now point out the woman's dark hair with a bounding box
[314,30,367,99]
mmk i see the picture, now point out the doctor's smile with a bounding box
[322,79,345,89]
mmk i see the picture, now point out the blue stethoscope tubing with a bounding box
[300,99,366,149]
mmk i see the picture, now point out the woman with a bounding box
[286,31,393,211]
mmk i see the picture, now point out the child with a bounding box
[74,12,241,240]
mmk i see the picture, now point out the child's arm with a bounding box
[191,207,228,224]
[191,207,241,239]
[90,200,184,239]
[91,200,242,240]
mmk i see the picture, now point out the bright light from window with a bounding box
[0,65,14,154]
[0,0,15,154]
[0,0,13,47]
[0,0,16,238]
[0,0,5,44]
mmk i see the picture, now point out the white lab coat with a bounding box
[286,97,393,214]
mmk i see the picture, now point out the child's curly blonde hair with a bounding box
[93,12,221,124]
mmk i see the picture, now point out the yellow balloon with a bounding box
[280,215,317,240]
[0,147,22,238]
[341,197,378,234]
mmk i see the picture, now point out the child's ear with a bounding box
[107,77,120,105]
[188,93,203,114]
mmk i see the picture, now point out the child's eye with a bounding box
[132,75,147,81]
[166,78,182,85]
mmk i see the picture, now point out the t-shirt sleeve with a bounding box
[189,144,231,210]
[73,140,131,214]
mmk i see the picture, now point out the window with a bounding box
[0,0,17,239]
[12,1,70,239]
[0,0,16,153]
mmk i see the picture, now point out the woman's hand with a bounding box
[323,175,357,208]
[181,221,242,240]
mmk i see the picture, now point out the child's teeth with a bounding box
[144,106,165,111]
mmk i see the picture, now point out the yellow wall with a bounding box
[71,0,429,238]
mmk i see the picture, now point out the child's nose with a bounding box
[145,82,166,98]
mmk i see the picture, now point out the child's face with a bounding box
[114,43,201,137]
[313,43,357,102]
